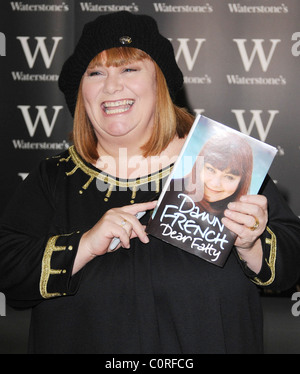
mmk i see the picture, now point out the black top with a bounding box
[1,146,300,354]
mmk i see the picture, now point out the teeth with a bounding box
[103,100,134,108]
[103,100,134,115]
[105,107,131,114]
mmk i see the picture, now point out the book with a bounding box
[146,114,277,266]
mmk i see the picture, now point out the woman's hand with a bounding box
[72,200,157,275]
[222,195,268,274]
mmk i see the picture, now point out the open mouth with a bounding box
[102,99,134,115]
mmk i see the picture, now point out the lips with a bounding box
[204,185,223,201]
[205,185,222,194]
[102,99,134,115]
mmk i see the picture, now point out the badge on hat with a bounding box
[119,36,132,45]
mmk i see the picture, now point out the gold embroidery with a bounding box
[65,164,80,176]
[82,175,94,190]
[40,234,73,299]
[61,146,172,202]
[58,155,71,163]
[252,226,277,286]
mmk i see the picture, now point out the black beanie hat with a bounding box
[58,11,183,117]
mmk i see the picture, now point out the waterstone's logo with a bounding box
[153,2,213,13]
[232,109,279,142]
[79,2,139,12]
[227,38,286,86]
[169,38,212,86]
[0,32,6,56]
[12,105,69,151]
[0,292,6,316]
[10,2,69,12]
[12,36,62,82]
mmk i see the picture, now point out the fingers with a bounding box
[110,214,144,249]
[106,201,157,252]
[108,218,133,251]
[224,195,267,228]
[222,195,268,249]
[121,200,157,216]
[84,201,157,257]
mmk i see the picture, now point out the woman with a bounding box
[1,11,300,354]
[184,131,253,217]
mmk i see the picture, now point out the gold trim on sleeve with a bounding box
[40,234,72,299]
[252,226,277,286]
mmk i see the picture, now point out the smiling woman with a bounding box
[73,47,192,163]
[184,131,253,217]
[1,10,300,355]
[82,55,157,148]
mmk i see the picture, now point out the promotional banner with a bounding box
[0,0,300,355]
[0,0,299,218]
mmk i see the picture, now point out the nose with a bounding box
[103,72,123,94]
[208,174,222,189]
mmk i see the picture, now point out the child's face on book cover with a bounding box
[202,163,241,202]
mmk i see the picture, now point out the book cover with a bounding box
[146,115,278,266]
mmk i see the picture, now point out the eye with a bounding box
[89,71,101,77]
[86,68,104,77]
[122,68,137,73]
[224,174,238,182]
[205,164,215,174]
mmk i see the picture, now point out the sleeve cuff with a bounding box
[237,226,277,287]
[251,226,277,286]
[39,231,83,299]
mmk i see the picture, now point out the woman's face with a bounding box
[202,162,241,202]
[81,56,157,146]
